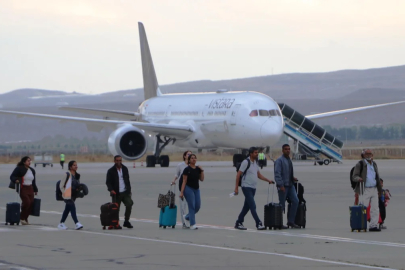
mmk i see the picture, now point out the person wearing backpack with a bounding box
[352,149,383,232]
[350,152,365,205]
[57,160,83,230]
[234,147,274,230]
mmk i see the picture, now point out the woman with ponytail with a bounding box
[10,156,38,225]
[58,160,83,230]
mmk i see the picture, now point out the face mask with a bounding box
[365,157,372,161]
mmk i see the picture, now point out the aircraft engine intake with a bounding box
[108,125,147,160]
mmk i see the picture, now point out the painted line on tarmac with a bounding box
[77,230,396,270]
[12,209,405,249]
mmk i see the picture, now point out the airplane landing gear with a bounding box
[146,135,175,167]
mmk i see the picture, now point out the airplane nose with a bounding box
[261,118,284,145]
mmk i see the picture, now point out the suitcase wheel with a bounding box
[102,226,106,230]
[351,229,354,232]
[159,225,162,228]
[302,225,305,229]
[172,226,175,229]
[163,226,166,229]
[17,222,19,226]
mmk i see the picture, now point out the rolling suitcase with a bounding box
[6,184,21,225]
[264,184,283,230]
[31,197,41,217]
[100,195,120,230]
[350,182,367,232]
[287,183,306,228]
[159,184,177,229]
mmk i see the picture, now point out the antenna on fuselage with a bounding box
[138,22,163,100]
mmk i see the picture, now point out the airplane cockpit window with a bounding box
[269,109,281,116]
[259,110,269,116]
[249,110,258,117]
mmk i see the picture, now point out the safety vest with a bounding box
[60,154,65,161]
[258,153,265,160]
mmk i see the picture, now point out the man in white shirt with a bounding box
[106,155,134,229]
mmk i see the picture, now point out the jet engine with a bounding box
[108,125,147,160]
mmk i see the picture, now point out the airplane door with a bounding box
[230,104,241,125]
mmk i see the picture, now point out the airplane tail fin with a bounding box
[138,22,162,99]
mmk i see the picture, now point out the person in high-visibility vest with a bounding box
[60,153,65,169]
[258,151,265,169]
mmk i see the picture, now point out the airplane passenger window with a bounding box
[259,110,269,116]
[249,110,258,117]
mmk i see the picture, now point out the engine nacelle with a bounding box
[108,125,147,160]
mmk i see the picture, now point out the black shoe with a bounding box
[287,222,300,229]
[123,220,133,229]
[369,227,381,232]
[281,225,289,229]
[234,222,247,230]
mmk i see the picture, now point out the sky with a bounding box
[1,0,404,94]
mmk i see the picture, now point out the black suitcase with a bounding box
[31,198,41,217]
[287,183,306,228]
[100,195,119,230]
[288,203,306,228]
[6,184,21,225]
[264,185,283,230]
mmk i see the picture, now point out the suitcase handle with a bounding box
[169,183,175,206]
[267,183,275,204]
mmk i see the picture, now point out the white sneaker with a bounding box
[57,223,67,230]
[190,225,198,230]
[183,215,190,227]
[75,222,83,230]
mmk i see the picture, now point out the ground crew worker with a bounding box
[60,153,65,169]
[258,151,265,169]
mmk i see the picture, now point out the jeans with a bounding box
[116,191,134,221]
[61,199,78,224]
[237,187,261,227]
[183,185,201,226]
[278,185,298,224]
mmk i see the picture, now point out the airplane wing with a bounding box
[306,100,405,120]
[59,107,141,120]
[0,110,193,137]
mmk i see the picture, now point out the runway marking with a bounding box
[0,223,396,269]
[77,230,396,270]
[3,208,405,249]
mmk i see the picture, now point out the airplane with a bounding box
[1,22,404,167]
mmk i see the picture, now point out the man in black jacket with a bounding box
[106,155,134,229]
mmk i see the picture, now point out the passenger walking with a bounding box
[60,153,65,169]
[172,150,192,229]
[352,149,383,232]
[106,155,134,229]
[234,147,274,230]
[58,160,83,230]
[10,156,38,225]
[274,144,300,229]
[180,154,204,230]
[172,150,192,189]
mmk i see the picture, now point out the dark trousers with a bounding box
[116,191,133,221]
[237,187,261,227]
[379,200,386,222]
[20,185,34,221]
[61,199,78,223]
[60,161,64,169]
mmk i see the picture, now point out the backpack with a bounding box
[350,161,363,190]
[236,158,251,187]
[56,172,70,201]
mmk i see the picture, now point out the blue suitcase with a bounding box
[159,184,177,229]
[159,205,177,229]
[350,183,367,232]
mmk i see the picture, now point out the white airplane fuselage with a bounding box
[139,91,284,149]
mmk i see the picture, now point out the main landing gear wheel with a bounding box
[160,155,170,167]
[146,155,156,167]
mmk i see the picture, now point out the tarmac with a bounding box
[0,159,404,270]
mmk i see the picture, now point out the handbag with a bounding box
[157,190,175,208]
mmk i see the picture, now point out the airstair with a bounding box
[278,103,343,163]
